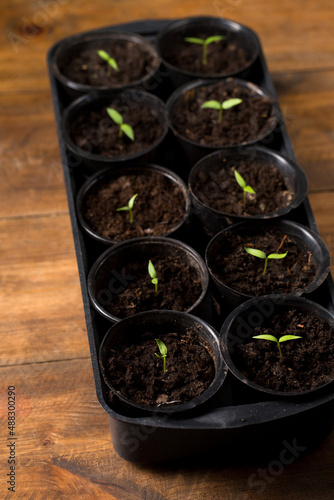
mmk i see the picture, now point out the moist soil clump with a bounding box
[171,80,274,147]
[193,160,293,216]
[82,172,186,241]
[60,39,157,87]
[70,103,164,157]
[105,330,215,407]
[163,32,252,76]
[234,309,334,392]
[98,252,203,318]
[209,230,315,296]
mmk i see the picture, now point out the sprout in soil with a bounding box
[117,193,138,224]
[148,260,158,295]
[201,98,242,122]
[96,50,119,76]
[155,338,167,372]
[234,169,256,206]
[184,35,225,65]
[252,334,302,358]
[106,107,135,141]
[244,247,288,276]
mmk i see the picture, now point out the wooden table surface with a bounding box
[1,0,334,498]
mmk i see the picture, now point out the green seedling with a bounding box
[234,169,256,205]
[252,334,302,358]
[96,50,119,75]
[201,98,242,122]
[106,107,135,141]
[155,338,167,372]
[117,194,138,224]
[244,247,288,276]
[184,35,225,65]
[148,260,158,295]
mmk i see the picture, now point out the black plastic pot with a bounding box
[76,163,192,246]
[156,16,260,88]
[167,78,278,165]
[220,295,334,398]
[188,145,308,237]
[99,310,227,416]
[61,89,168,174]
[205,220,330,308]
[88,236,212,323]
[51,31,161,100]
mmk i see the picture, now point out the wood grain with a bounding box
[1,0,334,498]
[1,0,334,93]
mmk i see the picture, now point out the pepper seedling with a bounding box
[252,334,302,358]
[244,247,288,276]
[184,35,225,65]
[148,260,158,295]
[96,50,119,75]
[234,169,256,205]
[155,338,167,372]
[117,193,138,224]
[201,98,242,122]
[106,107,135,141]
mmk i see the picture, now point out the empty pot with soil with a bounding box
[156,16,260,88]
[167,78,278,164]
[188,146,308,237]
[99,310,227,415]
[88,236,212,323]
[220,295,334,397]
[51,31,161,99]
[61,89,168,173]
[76,164,192,245]
[205,220,330,308]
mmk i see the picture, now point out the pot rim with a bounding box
[88,236,210,323]
[52,30,161,92]
[61,89,169,165]
[188,145,308,220]
[99,309,227,413]
[220,294,334,397]
[76,163,192,245]
[166,77,279,151]
[156,15,261,80]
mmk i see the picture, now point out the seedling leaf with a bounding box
[205,35,225,45]
[253,333,302,357]
[184,35,226,64]
[244,247,267,259]
[201,98,242,122]
[244,186,256,194]
[279,335,302,343]
[222,98,243,110]
[107,107,123,125]
[201,100,222,110]
[117,193,138,223]
[184,37,204,45]
[148,260,158,295]
[97,50,110,61]
[267,252,288,260]
[121,123,135,141]
[155,338,167,372]
[234,169,246,188]
[253,334,278,342]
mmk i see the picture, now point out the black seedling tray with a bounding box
[48,18,334,464]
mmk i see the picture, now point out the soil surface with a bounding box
[163,31,253,76]
[208,230,316,296]
[171,80,274,147]
[70,101,164,157]
[192,159,294,216]
[97,251,203,318]
[82,172,186,241]
[104,330,215,407]
[60,38,157,87]
[234,309,334,392]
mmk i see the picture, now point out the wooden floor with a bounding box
[1,0,334,498]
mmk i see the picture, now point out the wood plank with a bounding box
[1,0,334,93]
[0,92,68,217]
[274,71,334,192]
[309,191,334,274]
[0,214,89,366]
[0,358,333,499]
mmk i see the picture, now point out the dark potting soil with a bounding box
[60,39,157,87]
[234,309,334,392]
[193,159,294,216]
[70,102,164,157]
[163,32,252,76]
[98,252,203,318]
[171,80,274,147]
[209,230,316,296]
[104,330,215,407]
[82,172,186,241]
